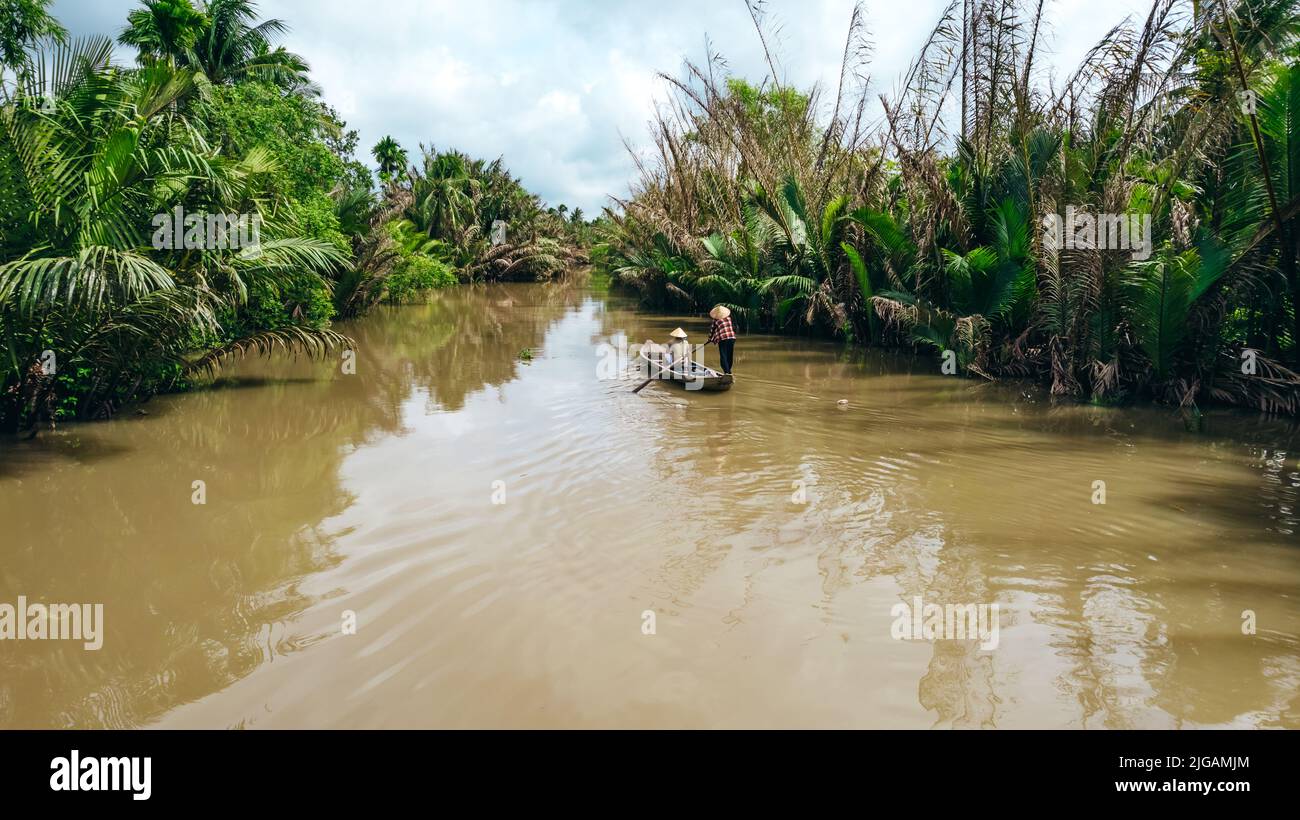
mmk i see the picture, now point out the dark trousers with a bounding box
[718,339,735,374]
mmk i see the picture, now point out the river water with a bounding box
[2,280,1298,728]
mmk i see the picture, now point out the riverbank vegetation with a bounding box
[335,145,589,318]
[603,0,1300,415]
[0,0,583,433]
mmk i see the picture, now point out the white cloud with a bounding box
[53,0,1155,212]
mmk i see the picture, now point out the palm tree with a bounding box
[372,136,407,184]
[0,36,348,431]
[119,0,314,94]
[0,0,65,70]
[119,0,207,64]
[192,0,288,84]
[605,0,1300,413]
[409,148,479,243]
[247,39,320,96]
[334,185,376,238]
[1228,58,1300,363]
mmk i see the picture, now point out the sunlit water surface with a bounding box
[3,281,1299,728]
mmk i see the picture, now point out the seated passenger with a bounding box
[666,327,691,374]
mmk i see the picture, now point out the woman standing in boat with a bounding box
[706,305,736,375]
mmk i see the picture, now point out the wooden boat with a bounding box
[638,347,734,392]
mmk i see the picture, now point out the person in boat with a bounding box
[705,305,736,375]
[665,327,692,375]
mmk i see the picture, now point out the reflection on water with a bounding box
[2,280,1298,728]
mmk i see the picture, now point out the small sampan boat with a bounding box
[637,346,734,392]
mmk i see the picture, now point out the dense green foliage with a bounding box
[333,142,589,317]
[603,0,1300,415]
[0,1,579,433]
[0,0,64,69]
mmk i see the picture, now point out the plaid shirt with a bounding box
[707,315,736,344]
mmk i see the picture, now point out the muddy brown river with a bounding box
[2,280,1299,728]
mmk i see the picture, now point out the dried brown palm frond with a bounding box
[803,280,846,331]
[883,0,962,155]
[1207,349,1300,415]
[1089,357,1122,402]
[955,314,989,353]
[871,294,919,332]
[817,2,873,172]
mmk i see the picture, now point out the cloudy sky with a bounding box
[52,0,1149,213]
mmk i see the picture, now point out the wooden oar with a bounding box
[632,356,668,394]
[631,359,655,393]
